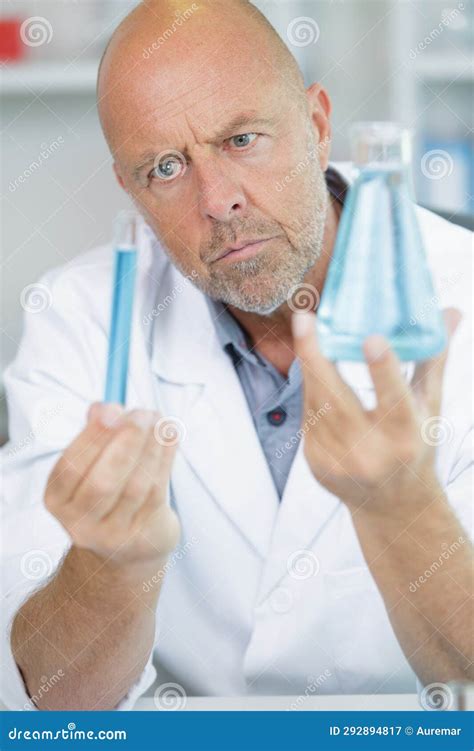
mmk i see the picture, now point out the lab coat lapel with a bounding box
[172,362,279,558]
[256,440,341,601]
[256,363,381,602]
[148,259,279,559]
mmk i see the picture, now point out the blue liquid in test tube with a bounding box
[104,211,139,404]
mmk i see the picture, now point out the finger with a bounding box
[67,411,152,522]
[292,312,363,415]
[104,417,179,527]
[47,402,125,505]
[364,335,415,417]
[411,308,462,411]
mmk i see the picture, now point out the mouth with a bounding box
[211,236,281,264]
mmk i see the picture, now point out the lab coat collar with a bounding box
[145,231,215,386]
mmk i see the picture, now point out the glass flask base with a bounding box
[318,328,447,362]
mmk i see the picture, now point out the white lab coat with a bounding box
[1,164,472,710]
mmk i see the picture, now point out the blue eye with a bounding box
[151,150,187,181]
[155,159,179,179]
[230,133,257,149]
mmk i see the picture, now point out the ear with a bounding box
[305,83,332,171]
[113,162,126,191]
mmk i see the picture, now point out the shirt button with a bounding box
[267,407,287,426]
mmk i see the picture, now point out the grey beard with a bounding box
[202,173,329,314]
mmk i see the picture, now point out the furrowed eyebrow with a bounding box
[210,112,275,141]
[132,112,275,180]
[132,152,161,182]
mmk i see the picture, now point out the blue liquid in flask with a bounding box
[317,123,446,362]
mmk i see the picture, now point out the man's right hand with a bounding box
[45,403,181,573]
[11,403,180,709]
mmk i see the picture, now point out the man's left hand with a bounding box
[292,308,461,514]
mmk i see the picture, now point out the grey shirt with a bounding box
[205,167,347,499]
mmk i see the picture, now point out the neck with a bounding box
[227,193,341,377]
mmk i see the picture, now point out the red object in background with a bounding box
[0,18,25,61]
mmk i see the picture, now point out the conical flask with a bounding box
[317,122,446,361]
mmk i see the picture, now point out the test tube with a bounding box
[104,210,139,405]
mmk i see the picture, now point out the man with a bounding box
[1,0,472,711]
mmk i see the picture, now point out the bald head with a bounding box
[97,0,306,153]
[95,0,333,316]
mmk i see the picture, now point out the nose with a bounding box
[195,157,247,222]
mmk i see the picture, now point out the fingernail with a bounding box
[97,403,124,428]
[364,335,389,362]
[292,312,314,338]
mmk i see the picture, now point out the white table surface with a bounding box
[133,694,422,711]
[0,694,422,712]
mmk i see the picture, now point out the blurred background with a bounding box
[1,0,473,439]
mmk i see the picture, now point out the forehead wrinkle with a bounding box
[123,61,228,144]
[155,33,271,109]
[132,108,272,178]
[146,70,227,124]
[130,65,272,157]
[112,74,223,163]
